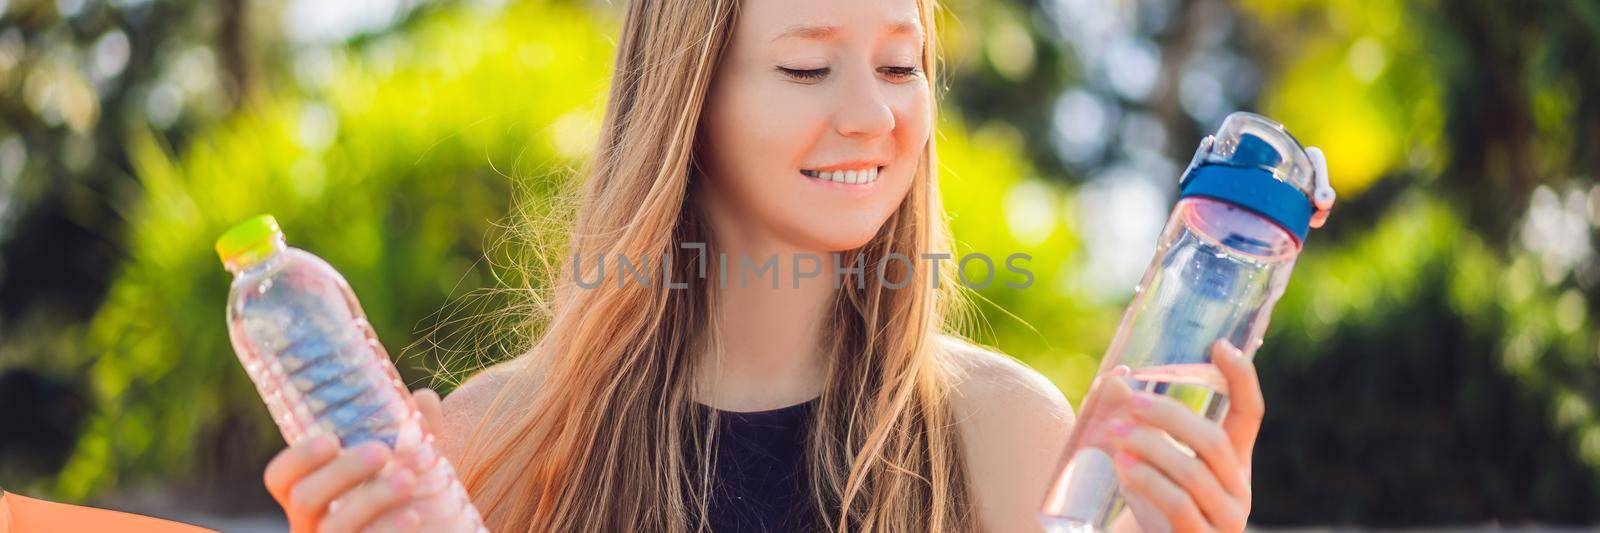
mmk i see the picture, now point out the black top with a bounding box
[695,399,822,532]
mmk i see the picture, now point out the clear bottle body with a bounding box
[225,243,485,532]
[1039,196,1299,531]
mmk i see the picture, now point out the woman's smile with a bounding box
[799,163,885,189]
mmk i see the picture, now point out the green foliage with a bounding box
[936,119,1110,402]
[1258,194,1600,524]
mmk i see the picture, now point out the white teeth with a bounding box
[807,167,879,184]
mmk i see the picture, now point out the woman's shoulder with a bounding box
[441,359,525,411]
[938,334,1074,424]
[436,358,534,463]
[936,334,1076,530]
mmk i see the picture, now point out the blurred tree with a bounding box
[0,0,445,505]
[0,0,266,325]
[0,0,270,495]
[1236,0,1600,525]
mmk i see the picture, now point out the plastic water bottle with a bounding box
[1039,112,1336,531]
[216,215,486,532]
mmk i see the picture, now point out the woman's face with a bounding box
[698,0,931,253]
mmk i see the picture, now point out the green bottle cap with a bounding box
[216,214,284,269]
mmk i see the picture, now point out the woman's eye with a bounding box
[778,66,830,81]
[879,66,922,81]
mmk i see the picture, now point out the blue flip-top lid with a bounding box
[1179,133,1314,242]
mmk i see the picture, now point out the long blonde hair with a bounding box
[456,0,975,530]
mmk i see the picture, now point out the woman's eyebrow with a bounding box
[773,24,837,42]
[770,20,921,43]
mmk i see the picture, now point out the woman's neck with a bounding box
[695,216,836,412]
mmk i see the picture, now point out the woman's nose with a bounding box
[832,73,896,138]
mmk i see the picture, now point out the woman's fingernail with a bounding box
[311,435,338,454]
[1116,450,1138,469]
[1112,419,1133,437]
[386,470,415,493]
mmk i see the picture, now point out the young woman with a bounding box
[261,0,1265,531]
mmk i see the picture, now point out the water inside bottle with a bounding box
[231,254,409,447]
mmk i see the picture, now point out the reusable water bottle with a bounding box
[217,215,486,532]
[1038,112,1335,531]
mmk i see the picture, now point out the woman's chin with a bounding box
[792,225,884,254]
[762,207,896,254]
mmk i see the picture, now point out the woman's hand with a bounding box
[1106,340,1263,533]
[262,388,447,533]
